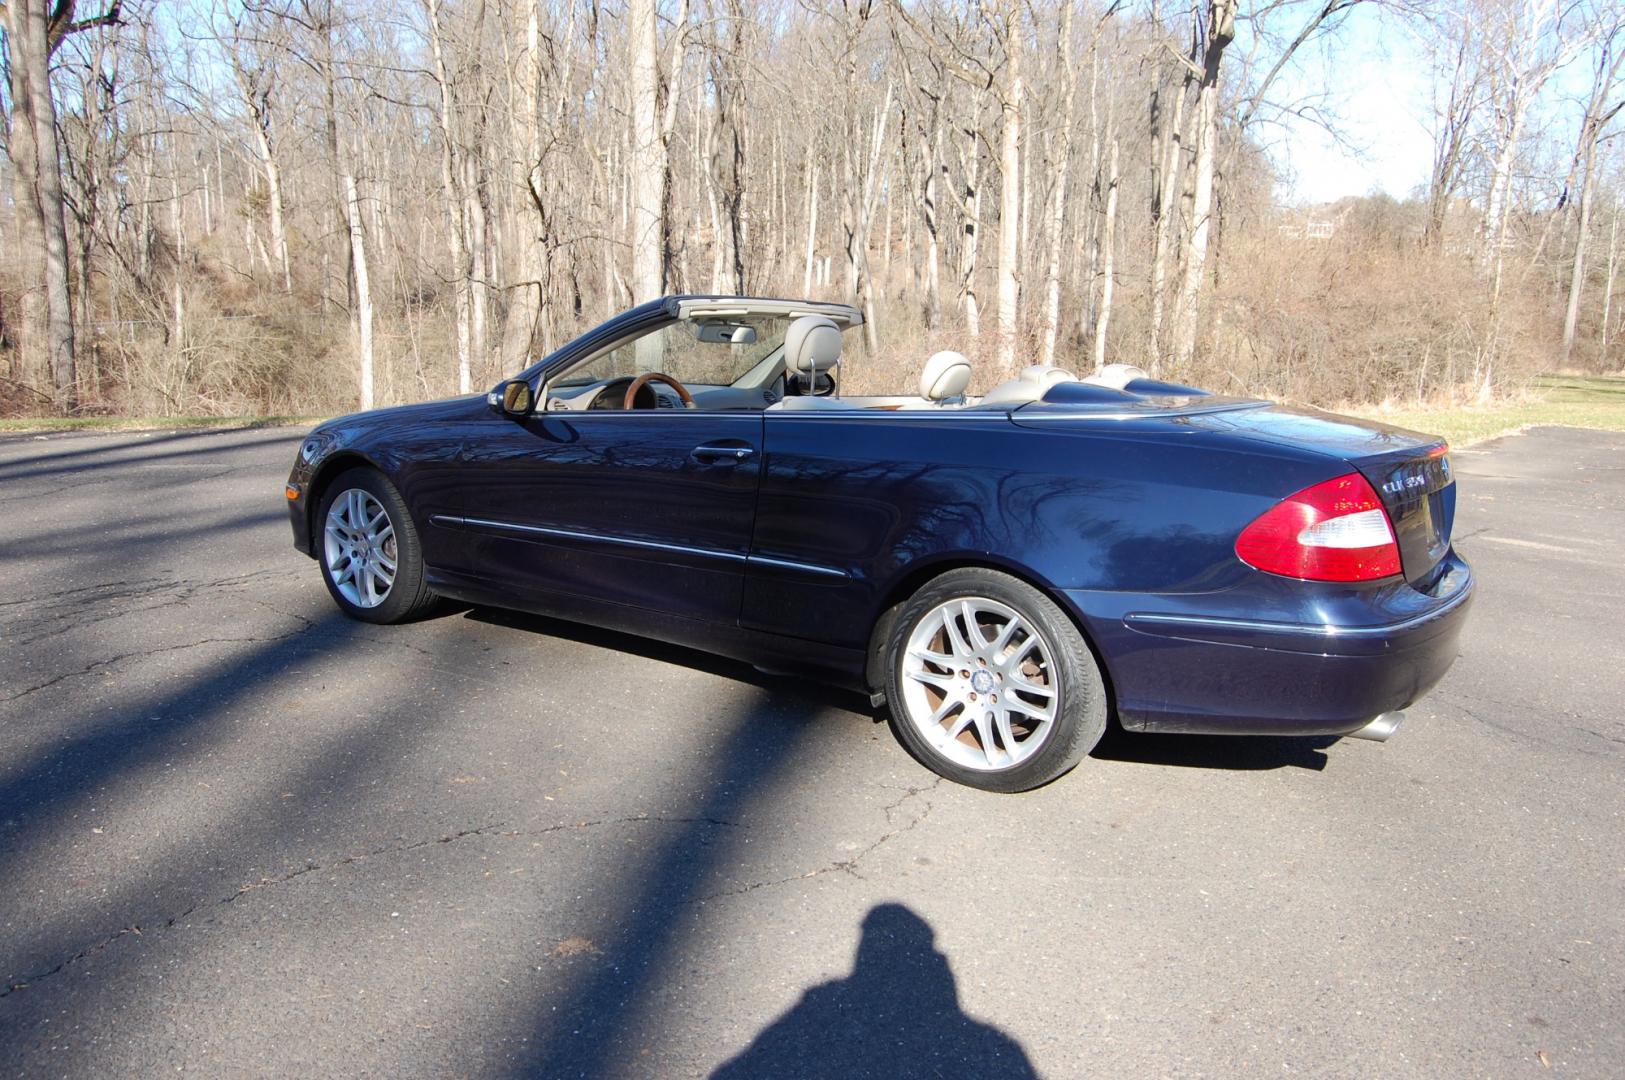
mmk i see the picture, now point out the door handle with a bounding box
[690,444,756,464]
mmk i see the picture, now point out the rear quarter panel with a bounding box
[744,410,1342,651]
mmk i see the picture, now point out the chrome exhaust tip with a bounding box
[1347,711,1405,742]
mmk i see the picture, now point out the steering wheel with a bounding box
[623,372,695,410]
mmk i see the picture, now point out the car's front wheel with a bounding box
[316,467,438,624]
[884,568,1107,792]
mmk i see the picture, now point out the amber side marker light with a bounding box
[285,484,302,500]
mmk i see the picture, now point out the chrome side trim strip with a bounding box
[434,514,747,564]
[431,514,850,579]
[746,554,851,580]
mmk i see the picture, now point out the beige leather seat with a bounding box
[979,364,1078,406]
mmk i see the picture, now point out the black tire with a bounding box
[883,568,1107,793]
[315,467,438,625]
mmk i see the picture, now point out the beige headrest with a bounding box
[783,316,843,376]
[1020,364,1077,388]
[1084,363,1150,389]
[919,351,972,401]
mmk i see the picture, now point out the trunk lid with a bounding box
[1347,440,1455,587]
[1013,397,1456,586]
[1172,404,1455,586]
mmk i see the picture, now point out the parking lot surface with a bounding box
[1,423,1622,1078]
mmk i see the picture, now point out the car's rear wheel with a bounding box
[317,467,437,624]
[884,568,1107,792]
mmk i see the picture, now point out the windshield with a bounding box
[552,316,792,389]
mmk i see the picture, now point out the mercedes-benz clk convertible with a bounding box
[285,296,1473,792]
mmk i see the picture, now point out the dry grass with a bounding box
[1350,375,1625,446]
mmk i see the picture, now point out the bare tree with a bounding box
[3,0,1620,420]
[988,0,1024,377]
[1561,17,1625,362]
[221,7,291,291]
[1418,11,1485,247]
[1038,1,1079,368]
[1,0,121,410]
[1171,0,1237,369]
[345,169,374,408]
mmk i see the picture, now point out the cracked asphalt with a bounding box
[1,423,1622,1078]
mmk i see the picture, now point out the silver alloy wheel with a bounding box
[899,596,1060,771]
[323,488,398,608]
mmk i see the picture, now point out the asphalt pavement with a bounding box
[0,422,1621,1078]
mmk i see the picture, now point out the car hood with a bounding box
[311,394,487,438]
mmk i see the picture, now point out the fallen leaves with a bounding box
[548,936,600,959]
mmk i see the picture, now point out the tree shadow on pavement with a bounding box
[465,605,874,714]
[710,903,1038,1080]
[0,428,298,483]
[1092,725,1337,771]
[503,688,841,1079]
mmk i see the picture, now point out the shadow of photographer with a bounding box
[711,903,1038,1080]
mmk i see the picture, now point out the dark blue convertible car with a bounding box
[286,296,1472,791]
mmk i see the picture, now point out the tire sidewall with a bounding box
[316,467,426,625]
[885,568,1107,793]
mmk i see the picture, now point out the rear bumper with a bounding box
[1065,554,1474,736]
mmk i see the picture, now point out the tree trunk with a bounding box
[345,172,375,410]
[1603,198,1621,361]
[5,12,48,391]
[923,120,943,330]
[1560,36,1625,365]
[1149,72,1188,368]
[802,159,820,297]
[500,0,548,374]
[1039,5,1077,369]
[956,115,982,339]
[1172,0,1236,370]
[230,43,292,292]
[994,4,1023,378]
[170,168,186,354]
[425,0,473,393]
[629,0,663,302]
[1092,136,1120,370]
[3,0,80,410]
[465,152,489,383]
[1561,131,1600,364]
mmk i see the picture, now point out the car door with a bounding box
[453,408,763,624]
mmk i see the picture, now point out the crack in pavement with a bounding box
[1,625,316,705]
[0,814,741,1000]
[1451,694,1622,758]
[2,569,309,648]
[696,777,943,903]
[0,576,180,610]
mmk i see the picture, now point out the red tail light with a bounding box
[1235,473,1402,582]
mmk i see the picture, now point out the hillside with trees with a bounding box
[2,0,1622,418]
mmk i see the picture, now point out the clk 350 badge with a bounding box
[1383,473,1431,494]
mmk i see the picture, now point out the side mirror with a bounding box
[795,369,837,397]
[489,379,534,417]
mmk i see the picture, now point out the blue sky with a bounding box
[1249,5,1438,206]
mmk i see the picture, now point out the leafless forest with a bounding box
[2,0,1624,417]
